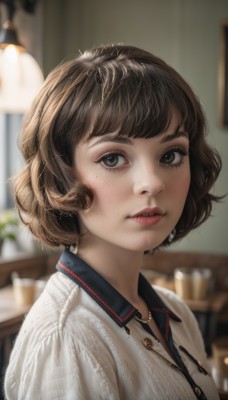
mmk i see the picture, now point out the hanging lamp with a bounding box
[0,0,44,113]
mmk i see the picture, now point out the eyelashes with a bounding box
[160,148,189,168]
[96,152,127,169]
[96,147,189,171]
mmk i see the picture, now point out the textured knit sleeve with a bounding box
[4,329,119,400]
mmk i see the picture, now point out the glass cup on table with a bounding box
[174,267,212,301]
[174,268,193,300]
[13,277,35,306]
[191,268,212,301]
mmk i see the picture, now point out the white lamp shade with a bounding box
[0,45,44,113]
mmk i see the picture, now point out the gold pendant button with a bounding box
[194,386,201,397]
[143,337,153,350]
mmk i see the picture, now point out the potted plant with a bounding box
[0,210,18,256]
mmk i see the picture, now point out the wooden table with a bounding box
[185,292,228,313]
[184,292,228,350]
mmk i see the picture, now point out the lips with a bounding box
[128,207,164,226]
[134,212,158,217]
[130,207,163,218]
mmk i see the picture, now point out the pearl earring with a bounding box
[168,229,176,243]
[70,242,78,254]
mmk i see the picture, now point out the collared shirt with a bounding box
[4,250,219,400]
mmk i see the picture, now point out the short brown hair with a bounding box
[14,44,222,248]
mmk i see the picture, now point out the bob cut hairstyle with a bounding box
[14,44,222,248]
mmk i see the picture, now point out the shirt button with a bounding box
[194,386,201,397]
[143,338,153,350]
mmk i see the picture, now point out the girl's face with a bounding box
[74,112,190,253]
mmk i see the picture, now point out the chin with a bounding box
[128,242,162,253]
[137,236,167,253]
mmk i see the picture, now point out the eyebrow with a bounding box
[160,130,189,143]
[88,134,132,148]
[89,129,189,148]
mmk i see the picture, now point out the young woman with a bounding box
[4,45,221,400]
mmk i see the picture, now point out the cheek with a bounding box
[87,177,125,206]
[171,170,191,201]
[181,174,191,200]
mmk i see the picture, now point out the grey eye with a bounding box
[99,153,126,168]
[102,154,119,167]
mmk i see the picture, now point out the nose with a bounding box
[133,163,165,196]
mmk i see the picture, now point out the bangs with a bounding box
[84,65,199,141]
[52,50,204,168]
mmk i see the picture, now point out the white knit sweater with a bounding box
[4,272,219,400]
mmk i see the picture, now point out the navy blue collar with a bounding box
[56,250,181,329]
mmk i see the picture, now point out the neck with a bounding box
[77,237,145,304]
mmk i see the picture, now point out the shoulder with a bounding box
[5,272,118,399]
[21,272,81,337]
[9,271,121,359]
[7,272,88,368]
[16,271,107,344]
